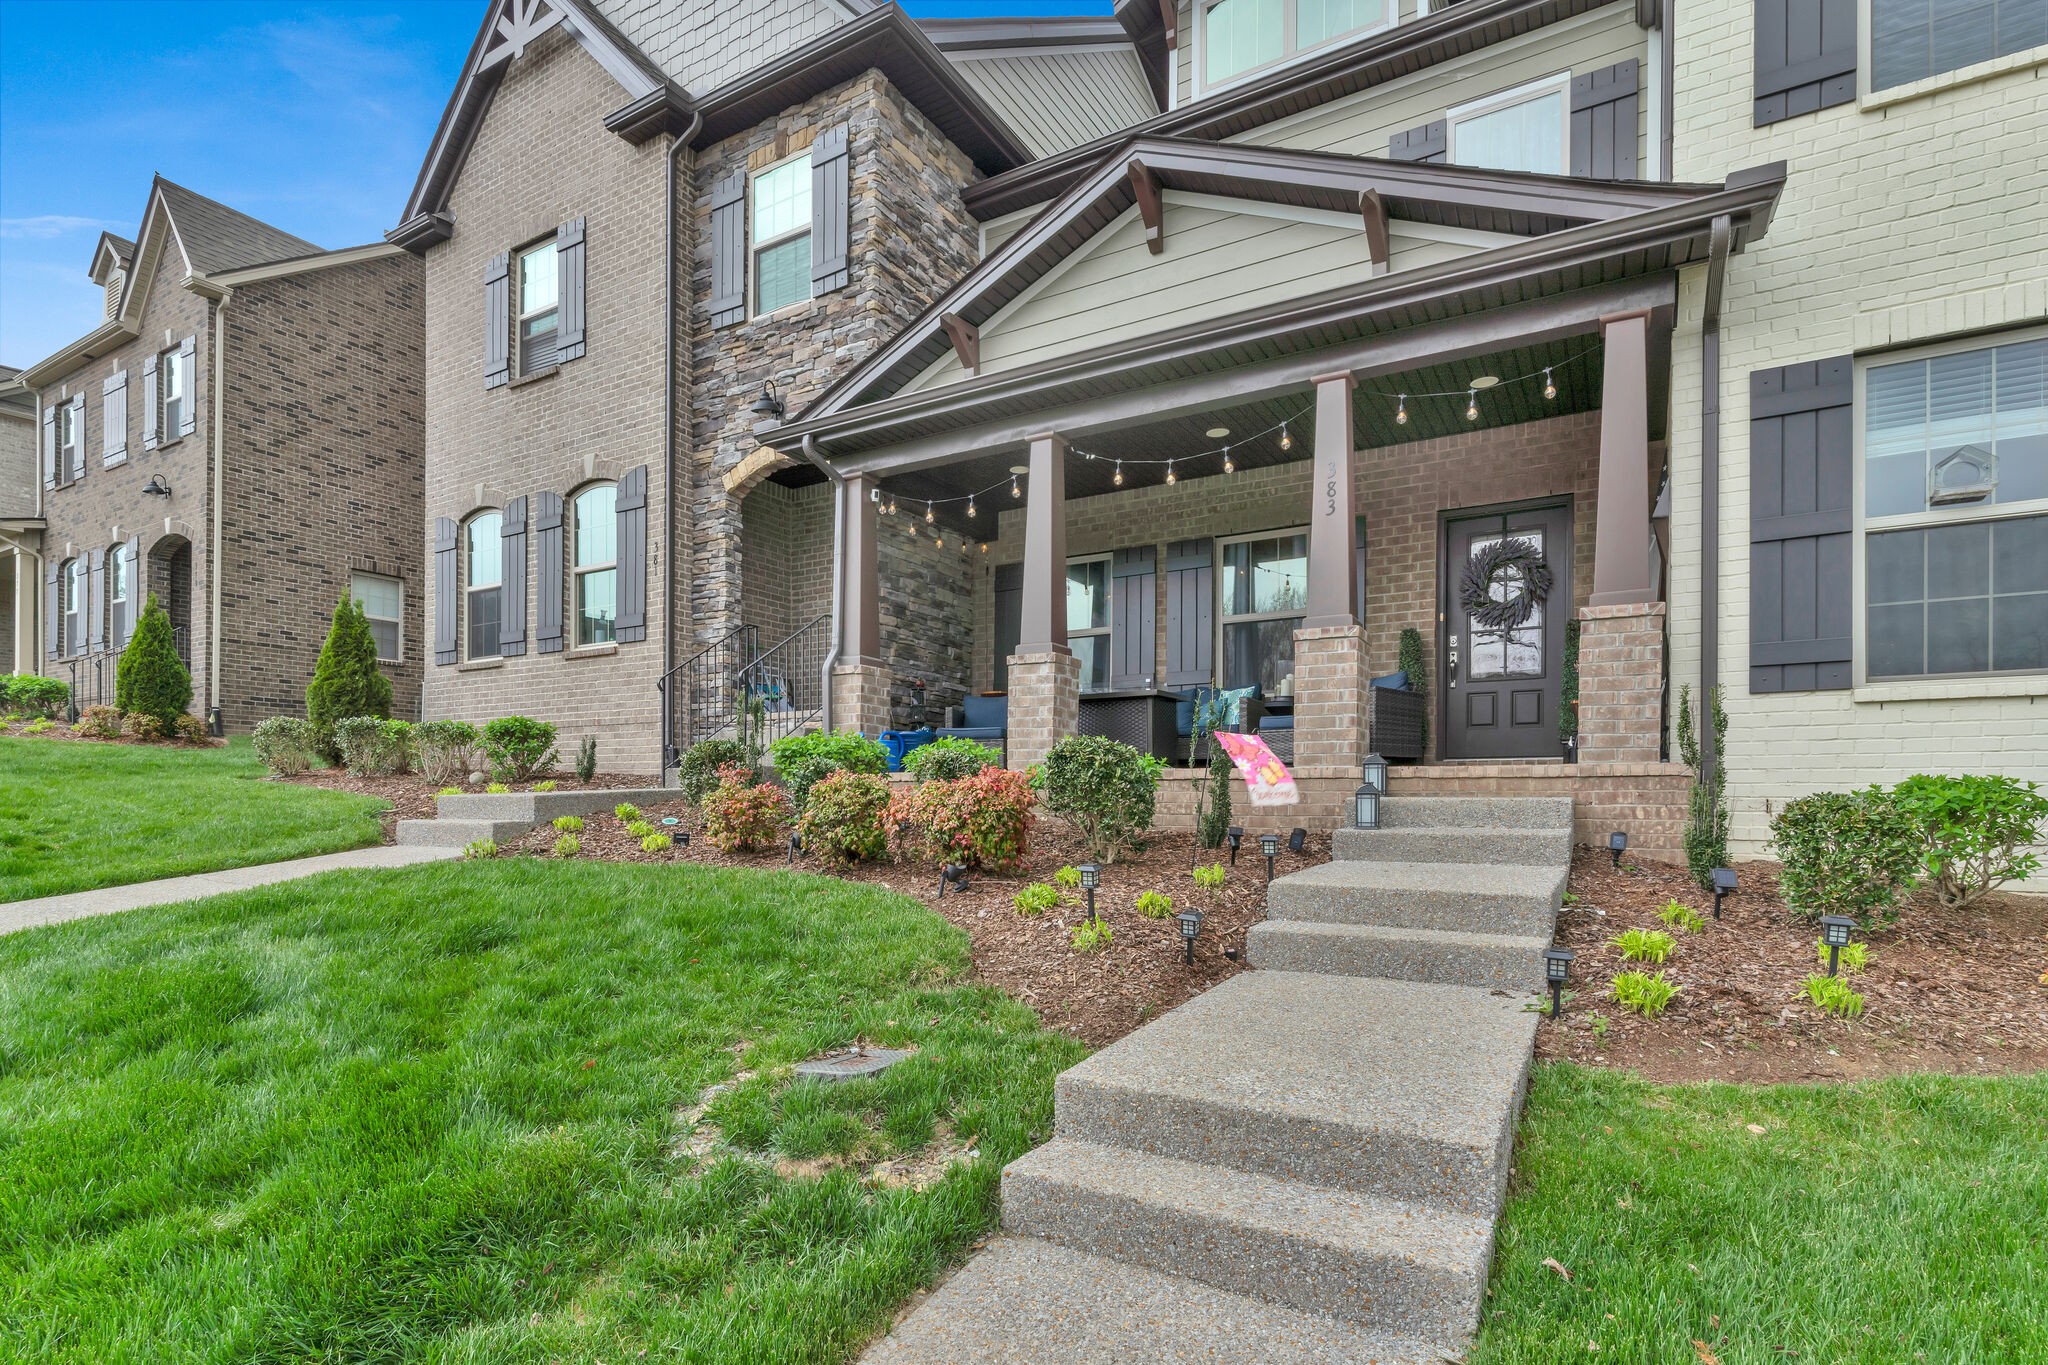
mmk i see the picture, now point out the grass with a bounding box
[0,860,1086,1363]
[1473,1063,2048,1363]
[0,735,387,901]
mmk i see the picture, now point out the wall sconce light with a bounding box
[142,475,171,497]
[749,380,786,420]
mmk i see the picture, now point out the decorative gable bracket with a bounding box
[476,0,566,73]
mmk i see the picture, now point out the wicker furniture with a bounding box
[1369,686,1427,760]
[1078,689,1181,760]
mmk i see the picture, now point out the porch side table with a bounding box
[1076,688,1181,760]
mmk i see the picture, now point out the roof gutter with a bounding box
[801,434,846,734]
[1698,211,1732,794]
[664,107,704,694]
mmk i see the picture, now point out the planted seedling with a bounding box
[1135,890,1174,919]
[1610,927,1677,964]
[1803,974,1866,1018]
[1070,919,1113,953]
[1012,883,1059,916]
[1609,971,1679,1018]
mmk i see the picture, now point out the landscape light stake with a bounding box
[1077,863,1102,923]
[1711,866,1737,920]
[1544,947,1575,1020]
[939,863,971,897]
[1259,833,1281,885]
[1226,826,1244,865]
[1819,915,1855,977]
[1608,831,1628,869]
[1288,827,1308,855]
[1176,908,1205,965]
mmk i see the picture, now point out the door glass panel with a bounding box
[1066,560,1108,632]
[1464,532,1546,680]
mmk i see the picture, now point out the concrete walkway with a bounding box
[2,845,461,936]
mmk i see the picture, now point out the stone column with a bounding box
[1576,601,1665,763]
[829,473,890,735]
[1292,372,1367,774]
[1590,309,1655,607]
[1006,432,1076,770]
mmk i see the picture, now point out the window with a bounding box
[1862,331,2048,679]
[1220,530,1308,696]
[352,572,403,663]
[1200,0,1391,91]
[1448,75,1571,175]
[752,154,812,316]
[465,512,503,660]
[109,545,130,645]
[1871,0,2047,91]
[158,345,185,437]
[64,557,86,655]
[517,239,560,377]
[1066,555,1111,691]
[55,402,81,482]
[572,483,617,647]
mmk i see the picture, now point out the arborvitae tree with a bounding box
[116,593,194,726]
[306,593,391,758]
[1198,741,1233,849]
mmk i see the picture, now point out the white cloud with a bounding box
[0,214,119,240]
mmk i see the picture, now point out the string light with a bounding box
[887,496,897,515]
[966,496,977,518]
[1543,367,1557,400]
[1113,460,1124,487]
[1222,445,1234,473]
[1395,394,1408,425]
[1465,387,1479,422]
[1010,473,1021,497]
[934,534,943,549]
[1164,460,1177,485]
[924,500,935,524]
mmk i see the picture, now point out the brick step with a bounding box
[1053,972,1534,1216]
[1246,920,1550,993]
[1333,825,1573,867]
[1003,1139,1492,1341]
[861,1237,1453,1365]
[394,818,530,848]
[1266,860,1563,936]
[1377,795,1574,832]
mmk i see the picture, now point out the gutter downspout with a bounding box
[1660,0,1676,181]
[801,432,845,733]
[209,289,231,736]
[30,392,46,676]
[1699,212,1731,795]
[663,108,703,715]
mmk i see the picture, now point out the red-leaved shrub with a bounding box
[701,763,792,853]
[887,767,1035,871]
[798,770,892,865]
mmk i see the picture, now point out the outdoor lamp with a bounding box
[788,830,802,863]
[1361,751,1388,797]
[749,381,786,420]
[1608,831,1628,868]
[1175,908,1205,965]
[1543,947,1575,1020]
[142,474,172,497]
[1226,826,1244,865]
[1077,862,1102,922]
[939,862,971,897]
[1352,780,1381,830]
[1819,915,1856,977]
[1259,833,1281,884]
[1288,827,1308,855]
[1711,866,1737,920]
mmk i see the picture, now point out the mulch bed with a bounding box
[500,797,1326,1048]
[1542,847,2048,1084]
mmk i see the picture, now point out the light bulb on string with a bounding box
[1395,394,1408,425]
[1010,473,1021,498]
[1543,367,1557,401]
[1165,460,1176,486]
[1465,388,1479,422]
[967,496,977,519]
[1279,423,1292,452]
[934,535,943,549]
[1222,445,1234,474]
[1113,460,1124,487]
[924,500,935,524]
[887,496,897,516]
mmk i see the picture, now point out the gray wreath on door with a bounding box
[1459,536,1553,632]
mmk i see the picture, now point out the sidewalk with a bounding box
[2,845,462,936]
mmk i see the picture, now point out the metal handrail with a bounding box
[736,614,830,752]
[658,622,759,778]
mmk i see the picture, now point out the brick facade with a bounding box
[1574,601,1665,765]
[1290,624,1368,776]
[1004,648,1079,771]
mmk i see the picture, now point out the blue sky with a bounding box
[0,0,1111,368]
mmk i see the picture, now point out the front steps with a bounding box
[394,786,673,848]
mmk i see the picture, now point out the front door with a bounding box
[1441,500,1572,760]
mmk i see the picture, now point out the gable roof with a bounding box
[90,233,136,285]
[152,177,321,275]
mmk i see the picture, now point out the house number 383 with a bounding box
[1323,461,1337,516]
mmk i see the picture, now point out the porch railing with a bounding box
[63,652,112,721]
[736,614,829,753]
[658,623,759,779]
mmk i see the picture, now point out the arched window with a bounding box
[108,543,131,650]
[572,483,617,647]
[63,557,86,656]
[465,511,503,659]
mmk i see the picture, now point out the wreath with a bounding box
[1460,536,1553,632]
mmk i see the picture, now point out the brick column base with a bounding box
[1004,649,1079,771]
[1576,602,1665,764]
[830,661,893,738]
[1291,624,1368,776]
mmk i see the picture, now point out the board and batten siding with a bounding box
[949,48,1159,157]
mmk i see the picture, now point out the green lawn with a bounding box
[0,735,387,901]
[1474,1063,2048,1364]
[0,860,1086,1363]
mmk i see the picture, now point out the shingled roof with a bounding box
[152,176,321,275]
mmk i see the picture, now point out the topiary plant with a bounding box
[1033,734,1162,864]
[252,716,318,776]
[116,592,193,729]
[1398,626,1429,754]
[305,593,391,760]
[1770,788,1923,927]
[413,719,479,784]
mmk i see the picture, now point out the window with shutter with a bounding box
[554,217,587,363]
[433,516,459,665]
[141,352,159,450]
[709,171,747,329]
[87,548,106,653]
[41,405,57,490]
[1387,119,1446,163]
[484,252,511,389]
[465,511,505,660]
[1570,60,1639,180]
[1448,76,1571,175]
[500,496,529,657]
[68,394,87,480]
[115,538,139,649]
[614,466,648,643]
[176,337,197,438]
[45,561,61,660]
[810,125,850,296]
[103,371,128,465]
[751,153,812,316]
[514,242,560,377]
[535,491,566,654]
[1110,546,1158,689]
[1871,0,2044,91]
[65,556,87,657]
[1750,356,1854,692]
[1753,0,1856,126]
[572,483,618,647]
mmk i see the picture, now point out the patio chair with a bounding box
[935,694,1007,764]
[1172,685,1265,764]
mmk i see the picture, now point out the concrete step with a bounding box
[861,1237,1456,1365]
[1379,795,1574,832]
[1053,972,1535,1217]
[1246,920,1550,992]
[1333,825,1573,867]
[1267,860,1564,937]
[434,786,672,822]
[1003,1139,1491,1341]
[394,817,531,848]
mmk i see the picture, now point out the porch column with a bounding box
[1293,372,1369,776]
[829,473,892,737]
[10,545,34,674]
[1590,309,1655,607]
[1006,432,1078,771]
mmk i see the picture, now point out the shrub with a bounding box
[626,820,656,839]
[1053,865,1082,888]
[553,815,584,833]
[778,754,844,813]
[615,802,642,822]
[1193,863,1227,889]
[770,729,890,775]
[412,720,479,784]
[1890,774,2048,911]
[1034,734,1162,864]
[335,716,412,777]
[1677,684,1731,892]
[462,839,498,860]
[1135,890,1174,919]
[481,715,558,782]
[702,764,792,853]
[641,833,672,854]
[172,713,209,744]
[553,833,581,858]
[437,786,460,797]
[1609,970,1678,1018]
[6,673,70,718]
[304,593,390,760]
[678,739,748,805]
[798,770,892,865]
[1610,927,1675,964]
[886,767,1035,871]
[1770,789,1923,926]
[252,716,318,776]
[1070,919,1113,953]
[71,704,123,740]
[1816,939,1870,975]
[116,593,192,728]
[124,713,167,743]
[1802,974,1865,1019]
[904,736,1001,783]
[1656,899,1706,934]
[576,734,598,783]
[1197,741,1233,850]
[1013,883,1059,916]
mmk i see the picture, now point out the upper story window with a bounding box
[465,511,503,660]
[1066,555,1111,691]
[1200,0,1392,92]
[1870,0,2047,91]
[1447,75,1571,175]
[572,483,617,647]
[109,544,130,645]
[752,153,812,316]
[1220,530,1309,696]
[517,239,560,376]
[352,571,403,663]
[55,401,82,482]
[158,344,186,436]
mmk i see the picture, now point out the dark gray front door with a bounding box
[1442,501,1572,760]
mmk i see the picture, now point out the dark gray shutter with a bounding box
[103,371,127,463]
[87,548,106,653]
[1387,119,1446,163]
[614,465,647,642]
[1164,539,1214,687]
[533,491,565,654]
[141,352,159,450]
[484,251,511,389]
[810,124,850,296]
[1570,59,1639,180]
[1754,0,1857,126]
[1751,356,1853,693]
[45,561,61,659]
[69,395,87,480]
[41,405,56,488]
[1110,545,1157,689]
[433,516,459,665]
[992,562,1022,691]
[499,496,528,658]
[710,170,747,328]
[555,217,586,363]
[176,338,197,439]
